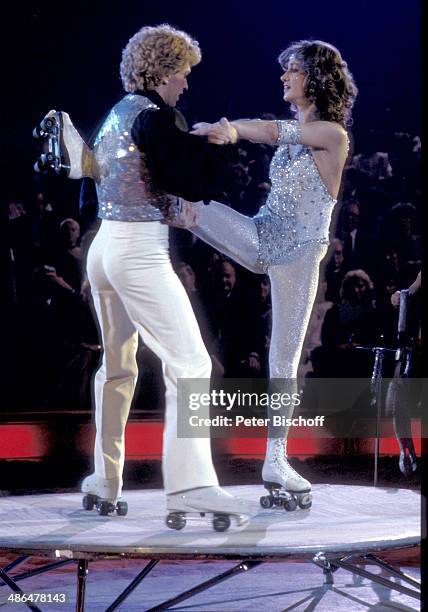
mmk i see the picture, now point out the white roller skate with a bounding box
[260,439,312,511]
[33,109,97,179]
[166,486,249,532]
[81,473,128,517]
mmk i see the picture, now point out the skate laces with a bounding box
[277,456,306,482]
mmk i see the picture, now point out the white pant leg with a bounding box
[88,220,218,494]
[87,226,139,488]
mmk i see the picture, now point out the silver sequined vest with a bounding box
[93,94,165,222]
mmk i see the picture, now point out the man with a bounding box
[55,24,247,526]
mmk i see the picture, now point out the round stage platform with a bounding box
[0,484,420,559]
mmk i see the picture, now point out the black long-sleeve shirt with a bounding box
[131,90,233,202]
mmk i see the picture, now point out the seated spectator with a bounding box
[299,280,333,378]
[312,269,380,378]
[324,238,347,303]
[382,202,421,287]
[210,258,265,377]
[336,200,376,277]
[351,143,393,181]
[175,261,224,376]
[30,218,98,409]
[7,200,35,304]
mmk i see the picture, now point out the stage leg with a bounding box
[76,559,89,612]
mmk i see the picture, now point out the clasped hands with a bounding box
[168,199,199,229]
[191,117,238,145]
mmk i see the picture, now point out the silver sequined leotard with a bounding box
[191,120,338,275]
[253,141,337,271]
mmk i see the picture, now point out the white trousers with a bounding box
[87,220,219,494]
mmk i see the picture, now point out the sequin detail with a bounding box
[94,94,172,222]
[253,143,336,271]
[276,120,301,145]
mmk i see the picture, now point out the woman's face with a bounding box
[281,56,308,106]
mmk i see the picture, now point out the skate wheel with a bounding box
[298,494,312,510]
[98,501,111,516]
[260,495,274,509]
[213,514,231,532]
[166,513,186,530]
[283,496,298,512]
[82,494,95,511]
[116,501,128,516]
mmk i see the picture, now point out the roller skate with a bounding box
[81,473,128,517]
[33,109,97,179]
[399,443,418,477]
[260,439,312,512]
[166,486,249,532]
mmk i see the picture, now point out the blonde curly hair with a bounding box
[120,24,201,92]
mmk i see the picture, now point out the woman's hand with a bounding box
[191,117,238,145]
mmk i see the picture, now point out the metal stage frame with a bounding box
[0,542,421,611]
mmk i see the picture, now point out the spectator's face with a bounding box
[353,280,368,300]
[260,278,270,299]
[334,245,344,267]
[385,279,397,295]
[347,204,360,230]
[207,251,220,273]
[400,216,412,233]
[177,264,196,292]
[64,220,80,244]
[159,64,191,107]
[221,262,236,293]
[232,163,249,186]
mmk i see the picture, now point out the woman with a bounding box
[185,40,358,509]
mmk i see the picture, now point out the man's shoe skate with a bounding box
[261,440,312,511]
[81,473,128,516]
[166,486,249,532]
[33,110,98,179]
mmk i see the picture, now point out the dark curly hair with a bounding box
[278,40,358,126]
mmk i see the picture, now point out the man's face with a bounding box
[64,220,80,244]
[159,64,191,107]
[334,245,344,267]
[260,278,270,299]
[347,203,360,230]
[221,262,236,293]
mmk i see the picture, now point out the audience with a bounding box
[2,123,421,413]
